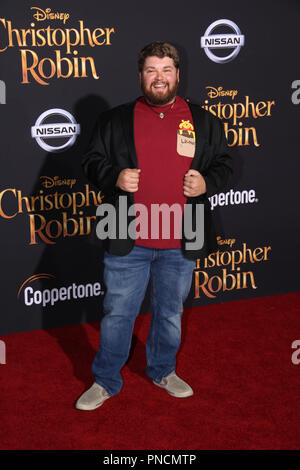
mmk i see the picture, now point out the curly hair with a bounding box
[138,41,180,72]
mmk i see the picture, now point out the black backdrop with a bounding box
[0,0,299,335]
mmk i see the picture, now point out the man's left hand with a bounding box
[183,169,206,197]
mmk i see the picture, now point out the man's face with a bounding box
[140,55,179,106]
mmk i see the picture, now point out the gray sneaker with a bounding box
[153,373,194,398]
[75,382,111,411]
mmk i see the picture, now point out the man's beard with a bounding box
[141,79,179,106]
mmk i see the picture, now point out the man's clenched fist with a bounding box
[183,169,206,197]
[116,168,141,192]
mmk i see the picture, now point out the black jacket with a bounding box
[82,98,233,259]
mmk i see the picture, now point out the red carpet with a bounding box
[0,292,300,450]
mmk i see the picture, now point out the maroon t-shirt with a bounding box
[133,95,196,248]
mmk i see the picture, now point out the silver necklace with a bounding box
[146,99,176,119]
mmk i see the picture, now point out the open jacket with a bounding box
[82,98,233,260]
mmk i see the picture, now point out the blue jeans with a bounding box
[92,246,195,396]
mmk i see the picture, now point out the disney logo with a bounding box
[31,7,70,24]
[40,176,76,189]
[217,236,236,248]
[206,86,238,100]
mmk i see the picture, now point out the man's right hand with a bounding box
[116,168,141,192]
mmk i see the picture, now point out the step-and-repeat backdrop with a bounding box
[0,0,299,334]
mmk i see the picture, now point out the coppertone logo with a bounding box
[209,189,258,210]
[18,273,104,307]
[201,19,245,63]
[31,108,80,152]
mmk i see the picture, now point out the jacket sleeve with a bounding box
[202,114,233,198]
[82,112,122,197]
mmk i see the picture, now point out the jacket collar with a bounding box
[118,97,206,170]
[119,99,139,169]
[186,101,207,170]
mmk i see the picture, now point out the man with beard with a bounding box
[75,42,232,410]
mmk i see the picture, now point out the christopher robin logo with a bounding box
[177,120,195,158]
